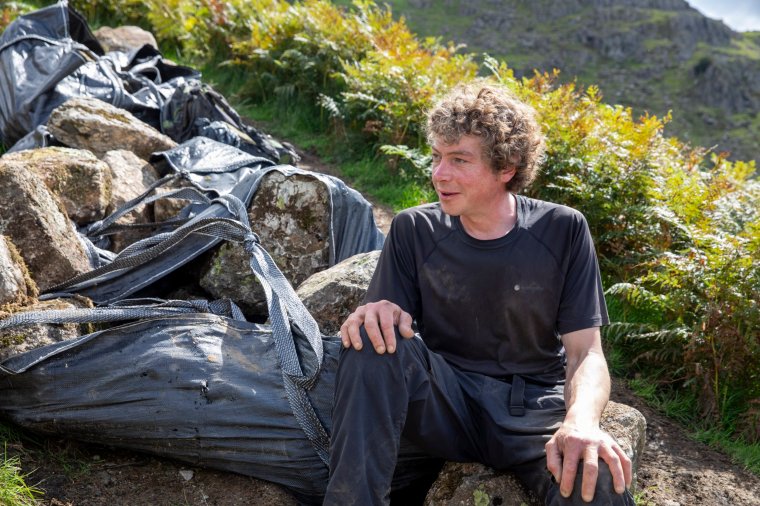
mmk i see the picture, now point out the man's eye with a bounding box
[454,158,466,164]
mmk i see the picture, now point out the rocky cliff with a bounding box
[372,0,760,163]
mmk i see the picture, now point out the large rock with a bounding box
[2,147,112,225]
[425,463,538,506]
[102,149,160,251]
[296,250,381,335]
[0,236,37,307]
[0,298,91,362]
[424,401,647,505]
[200,171,331,317]
[0,157,91,291]
[94,25,159,53]
[599,400,647,483]
[47,96,177,160]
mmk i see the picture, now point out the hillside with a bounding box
[348,0,760,164]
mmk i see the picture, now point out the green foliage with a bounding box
[67,0,141,28]
[473,486,491,506]
[0,450,41,506]
[378,144,432,186]
[227,0,477,147]
[693,427,760,475]
[0,423,42,506]
[0,1,36,33]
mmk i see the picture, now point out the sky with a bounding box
[687,0,760,32]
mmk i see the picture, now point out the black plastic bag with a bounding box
[0,1,297,163]
[0,216,337,502]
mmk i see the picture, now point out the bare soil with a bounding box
[7,145,760,506]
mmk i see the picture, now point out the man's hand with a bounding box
[340,300,415,354]
[545,423,632,502]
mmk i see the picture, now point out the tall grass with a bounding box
[0,423,42,506]
[0,451,41,506]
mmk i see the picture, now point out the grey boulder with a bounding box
[48,96,176,160]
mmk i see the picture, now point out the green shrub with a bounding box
[0,2,36,33]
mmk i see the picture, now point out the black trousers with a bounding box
[324,331,635,505]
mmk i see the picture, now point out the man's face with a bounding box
[431,135,514,220]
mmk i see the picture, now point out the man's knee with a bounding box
[545,460,635,505]
[336,327,429,389]
[341,325,419,359]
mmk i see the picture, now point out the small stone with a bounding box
[98,471,113,486]
[179,469,194,481]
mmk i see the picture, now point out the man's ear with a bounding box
[499,167,517,183]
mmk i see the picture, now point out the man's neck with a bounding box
[459,193,518,240]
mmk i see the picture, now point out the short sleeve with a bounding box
[362,212,422,318]
[556,212,609,335]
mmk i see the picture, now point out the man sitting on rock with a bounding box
[323,83,636,505]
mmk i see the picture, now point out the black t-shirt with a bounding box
[363,195,609,384]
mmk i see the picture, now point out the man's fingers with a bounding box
[581,448,599,502]
[339,321,350,348]
[338,301,413,355]
[617,444,633,489]
[544,438,562,484]
[559,446,581,498]
[378,309,398,353]
[605,442,632,493]
[340,309,365,350]
[398,311,415,338]
[362,311,387,354]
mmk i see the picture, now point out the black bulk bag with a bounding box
[0,216,337,503]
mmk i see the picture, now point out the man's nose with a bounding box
[432,160,450,181]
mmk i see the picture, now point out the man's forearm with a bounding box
[562,328,610,429]
[548,327,633,499]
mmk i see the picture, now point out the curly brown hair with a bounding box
[426,82,545,193]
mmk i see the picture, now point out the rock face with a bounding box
[47,96,177,159]
[4,147,112,225]
[249,171,332,283]
[0,299,89,362]
[425,401,647,505]
[200,171,332,317]
[102,149,160,251]
[296,250,380,335]
[104,150,160,211]
[387,0,760,162]
[93,25,159,53]
[600,400,647,484]
[0,156,91,291]
[0,236,35,307]
[425,463,538,506]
